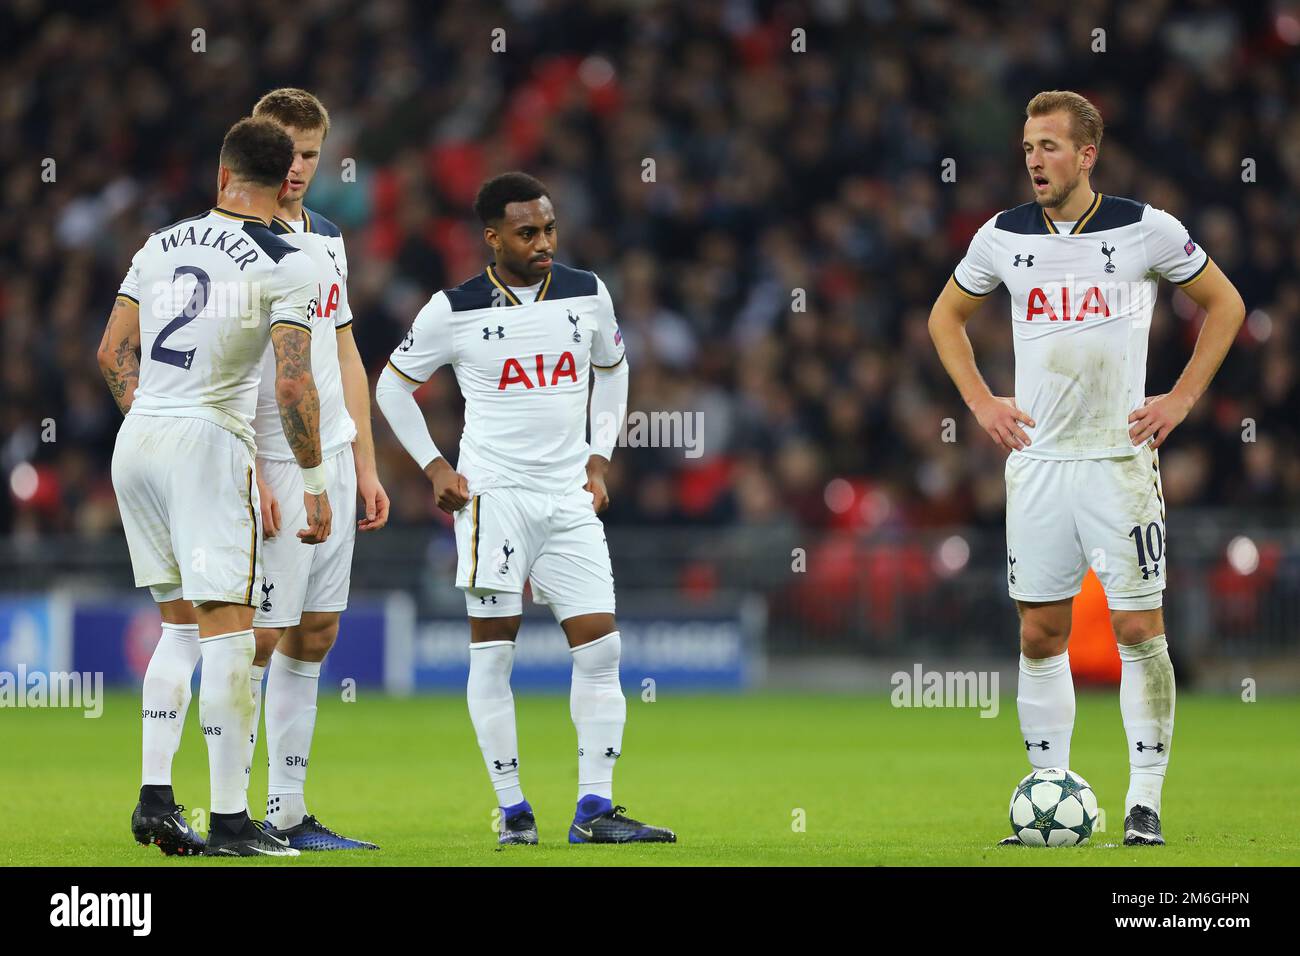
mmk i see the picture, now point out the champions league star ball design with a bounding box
[1008,768,1099,846]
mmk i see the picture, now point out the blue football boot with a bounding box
[568,795,676,844]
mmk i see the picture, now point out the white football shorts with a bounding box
[454,485,615,622]
[253,444,357,628]
[1005,443,1166,611]
[112,413,262,606]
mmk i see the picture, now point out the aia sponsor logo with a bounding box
[1025,286,1111,321]
[318,282,341,319]
[498,352,578,389]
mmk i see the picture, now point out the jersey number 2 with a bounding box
[152,265,210,370]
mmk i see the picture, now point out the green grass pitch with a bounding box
[3,691,1297,866]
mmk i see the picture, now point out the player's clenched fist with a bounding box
[972,394,1036,452]
[299,490,332,544]
[426,457,469,513]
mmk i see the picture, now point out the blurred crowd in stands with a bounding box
[3,0,1298,543]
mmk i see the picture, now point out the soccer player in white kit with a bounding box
[928,91,1246,846]
[376,173,676,845]
[246,89,387,852]
[99,118,332,857]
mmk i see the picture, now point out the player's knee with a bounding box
[1016,601,1071,658]
[302,617,340,655]
[563,613,617,649]
[281,616,339,662]
[1018,617,1069,658]
[1110,609,1163,646]
[157,597,196,626]
[469,616,521,643]
[1020,631,1067,659]
[253,627,282,666]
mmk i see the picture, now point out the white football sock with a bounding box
[198,630,256,814]
[244,663,265,803]
[467,640,524,807]
[1016,650,1075,770]
[266,651,321,828]
[570,632,625,801]
[141,623,200,787]
[1119,635,1175,815]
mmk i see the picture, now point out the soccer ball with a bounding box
[1008,768,1099,846]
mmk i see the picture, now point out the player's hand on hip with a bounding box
[1129,392,1192,449]
[299,490,332,544]
[973,395,1036,452]
[427,457,469,514]
[357,470,390,532]
[257,473,281,539]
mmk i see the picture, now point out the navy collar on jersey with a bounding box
[1042,191,1103,236]
[485,263,552,306]
[211,206,270,226]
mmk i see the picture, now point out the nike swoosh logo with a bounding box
[263,832,290,847]
[572,825,593,839]
[249,845,296,856]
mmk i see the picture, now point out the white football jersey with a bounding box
[388,262,625,493]
[117,206,318,449]
[252,209,357,461]
[953,193,1210,459]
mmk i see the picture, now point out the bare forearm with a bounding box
[101,346,140,415]
[340,341,377,474]
[97,296,140,415]
[277,379,322,468]
[272,327,323,469]
[928,310,993,410]
[1170,303,1246,406]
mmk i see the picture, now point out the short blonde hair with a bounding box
[1026,90,1103,151]
[252,88,331,137]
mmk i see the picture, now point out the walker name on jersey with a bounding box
[159,222,263,270]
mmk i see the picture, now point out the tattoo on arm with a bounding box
[271,325,323,469]
[98,297,141,416]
